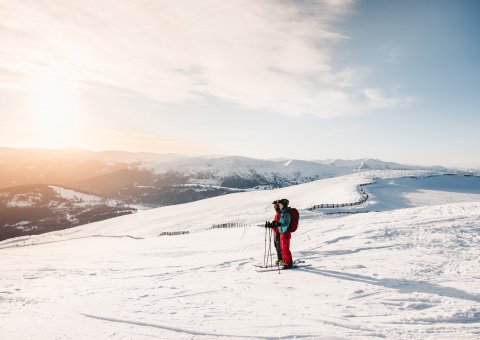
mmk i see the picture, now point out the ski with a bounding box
[255,264,312,272]
[254,259,305,269]
[253,264,269,268]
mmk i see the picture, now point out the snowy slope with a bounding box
[365,174,480,211]
[320,174,480,214]
[1,171,384,242]
[1,170,479,339]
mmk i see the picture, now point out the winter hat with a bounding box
[279,198,289,207]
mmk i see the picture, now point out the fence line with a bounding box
[157,222,248,237]
[1,223,248,247]
[308,182,374,210]
[0,234,143,250]
[306,173,480,211]
[208,222,248,230]
[158,231,190,236]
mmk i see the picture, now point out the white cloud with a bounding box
[0,0,405,118]
[363,88,398,109]
[362,88,416,110]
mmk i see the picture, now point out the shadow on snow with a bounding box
[298,267,480,303]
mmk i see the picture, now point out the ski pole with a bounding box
[267,227,271,267]
[263,222,267,268]
[268,229,273,268]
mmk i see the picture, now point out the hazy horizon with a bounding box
[0,145,477,169]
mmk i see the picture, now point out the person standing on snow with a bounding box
[277,198,293,269]
[272,200,283,266]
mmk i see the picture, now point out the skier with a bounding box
[271,200,283,266]
[277,198,293,269]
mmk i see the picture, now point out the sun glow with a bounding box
[29,66,80,148]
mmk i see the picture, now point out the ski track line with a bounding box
[317,319,387,338]
[347,289,384,301]
[161,289,220,300]
[109,258,252,281]
[80,313,318,339]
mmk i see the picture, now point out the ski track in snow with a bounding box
[80,312,319,339]
[1,171,480,339]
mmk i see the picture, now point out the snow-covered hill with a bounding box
[1,170,479,339]
[142,155,353,188]
[146,156,344,176]
[0,184,136,241]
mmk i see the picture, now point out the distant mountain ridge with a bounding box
[0,148,458,207]
[0,148,455,189]
[141,156,351,187]
[0,147,462,241]
[317,158,449,172]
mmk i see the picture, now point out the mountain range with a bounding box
[0,147,461,241]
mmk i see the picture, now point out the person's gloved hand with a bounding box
[271,221,280,227]
[264,221,276,228]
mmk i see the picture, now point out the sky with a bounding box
[0,0,479,168]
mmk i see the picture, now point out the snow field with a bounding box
[1,171,479,339]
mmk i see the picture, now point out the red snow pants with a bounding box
[280,232,292,265]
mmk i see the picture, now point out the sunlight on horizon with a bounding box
[27,66,81,148]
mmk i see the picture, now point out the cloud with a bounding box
[363,87,416,110]
[0,0,406,118]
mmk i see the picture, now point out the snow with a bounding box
[5,198,35,208]
[1,171,479,339]
[49,185,123,207]
[4,193,41,208]
[362,175,480,212]
[142,156,351,182]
